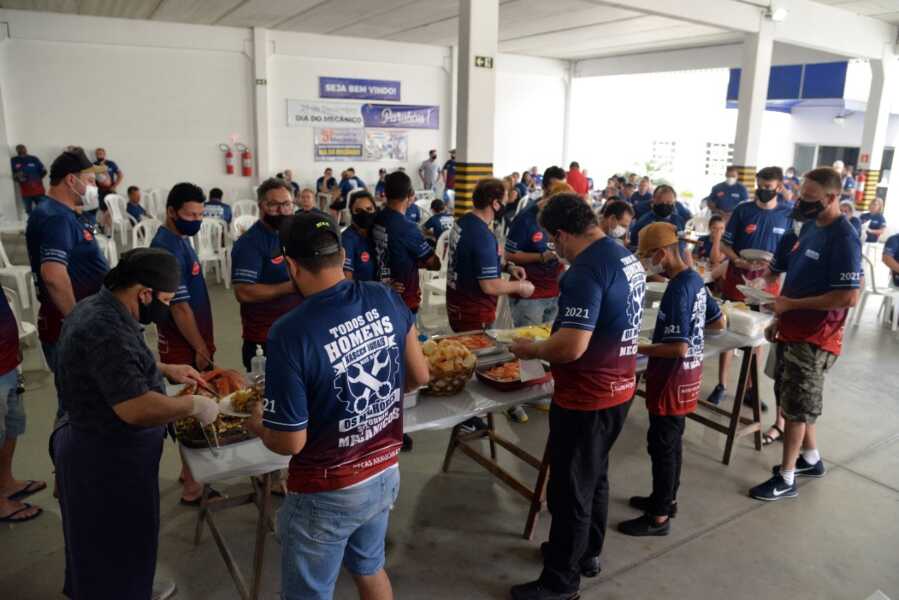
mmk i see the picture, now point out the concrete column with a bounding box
[857,53,895,211]
[732,19,774,194]
[0,26,18,223]
[454,0,498,217]
[561,61,575,168]
[252,27,271,184]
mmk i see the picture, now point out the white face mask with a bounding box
[726,176,737,186]
[610,225,627,239]
[71,177,100,212]
[641,257,664,276]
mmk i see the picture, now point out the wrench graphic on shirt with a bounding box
[346,350,392,414]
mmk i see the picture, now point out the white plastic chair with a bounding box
[4,286,47,370]
[103,194,131,247]
[415,190,435,204]
[131,218,161,249]
[230,215,257,240]
[0,237,36,321]
[851,254,899,329]
[97,234,118,268]
[197,219,230,288]
[233,200,258,219]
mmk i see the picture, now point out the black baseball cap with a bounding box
[278,212,342,259]
[104,248,180,292]
[49,147,102,182]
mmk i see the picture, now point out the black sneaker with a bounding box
[540,543,600,578]
[741,388,769,412]
[510,581,580,600]
[706,384,725,405]
[617,514,670,537]
[459,417,488,434]
[749,474,797,501]
[401,434,413,452]
[772,456,826,478]
[628,496,677,518]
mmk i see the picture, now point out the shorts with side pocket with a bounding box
[775,342,837,424]
[0,369,25,442]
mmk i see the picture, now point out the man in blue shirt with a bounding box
[405,201,422,225]
[374,168,388,201]
[316,167,337,198]
[93,148,123,221]
[707,165,749,217]
[203,188,233,224]
[126,186,146,223]
[750,168,861,502]
[708,167,792,408]
[630,177,653,211]
[841,165,856,200]
[860,197,887,243]
[342,191,378,282]
[373,172,439,314]
[339,167,366,202]
[25,148,107,395]
[883,233,899,288]
[247,212,430,600]
[11,144,47,214]
[628,185,690,263]
[422,199,454,240]
[231,178,303,371]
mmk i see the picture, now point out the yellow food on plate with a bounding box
[493,324,552,343]
[424,339,476,376]
[231,387,262,413]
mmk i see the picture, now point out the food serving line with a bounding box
[176,309,770,599]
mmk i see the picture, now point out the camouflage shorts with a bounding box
[774,342,837,424]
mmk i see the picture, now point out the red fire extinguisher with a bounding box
[219,143,234,175]
[855,170,866,205]
[239,145,253,178]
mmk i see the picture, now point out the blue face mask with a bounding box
[175,217,201,237]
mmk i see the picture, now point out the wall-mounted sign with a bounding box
[364,130,408,161]
[319,77,401,101]
[360,104,439,130]
[287,99,363,128]
[474,56,494,69]
[314,128,364,161]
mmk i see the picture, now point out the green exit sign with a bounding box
[474,55,494,69]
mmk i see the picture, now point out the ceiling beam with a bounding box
[586,0,898,59]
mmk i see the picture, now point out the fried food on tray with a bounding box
[231,387,262,413]
[483,361,521,382]
[447,333,493,351]
[493,324,552,343]
[422,339,477,376]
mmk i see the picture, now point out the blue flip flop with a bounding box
[7,480,47,502]
[0,502,42,523]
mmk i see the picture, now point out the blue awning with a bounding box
[726,61,848,114]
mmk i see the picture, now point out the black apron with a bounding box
[52,421,165,600]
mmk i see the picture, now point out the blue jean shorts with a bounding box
[0,369,26,442]
[278,466,400,600]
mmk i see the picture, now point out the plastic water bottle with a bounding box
[250,345,266,382]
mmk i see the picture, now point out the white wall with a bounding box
[0,9,256,214]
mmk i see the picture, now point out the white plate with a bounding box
[739,249,774,263]
[218,391,253,418]
[736,284,775,304]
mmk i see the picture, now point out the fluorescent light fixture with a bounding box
[765,5,789,22]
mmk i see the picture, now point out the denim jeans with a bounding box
[0,369,25,443]
[277,467,400,600]
[510,296,559,328]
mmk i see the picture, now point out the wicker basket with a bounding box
[421,365,476,396]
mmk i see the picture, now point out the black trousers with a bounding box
[540,399,632,593]
[53,423,165,600]
[647,414,686,516]
[242,340,267,373]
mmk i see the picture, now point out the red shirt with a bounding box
[566,169,588,196]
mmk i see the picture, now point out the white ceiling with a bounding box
[0,0,892,59]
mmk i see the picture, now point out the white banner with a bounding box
[286,99,363,128]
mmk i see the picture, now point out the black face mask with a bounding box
[352,210,376,230]
[493,201,506,222]
[757,188,777,203]
[263,213,289,231]
[794,197,824,220]
[138,294,170,326]
[652,203,674,218]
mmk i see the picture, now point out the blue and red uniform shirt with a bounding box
[629,211,687,252]
[446,212,502,332]
[263,279,414,493]
[405,203,422,224]
[126,202,145,222]
[11,154,46,197]
[203,200,233,225]
[645,269,721,416]
[722,200,792,301]
[443,159,456,189]
[150,226,215,364]
[26,199,108,344]
[230,220,302,344]
[0,291,20,375]
[93,159,120,192]
[505,203,562,299]
[373,208,434,313]
[708,181,748,213]
[882,234,899,287]
[342,226,376,282]
[860,212,887,243]
[771,218,861,355]
[551,237,646,411]
[423,213,454,240]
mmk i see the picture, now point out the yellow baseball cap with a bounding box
[637,222,679,258]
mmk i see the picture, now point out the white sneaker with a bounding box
[506,405,529,423]
[152,580,177,600]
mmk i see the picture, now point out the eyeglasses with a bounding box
[265,201,294,211]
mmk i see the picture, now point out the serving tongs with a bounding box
[195,379,222,457]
